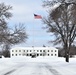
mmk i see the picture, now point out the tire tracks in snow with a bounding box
[3,69,16,75]
[44,63,61,75]
[2,62,61,75]
[2,63,25,75]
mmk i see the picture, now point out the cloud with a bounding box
[0,0,47,23]
[0,0,54,47]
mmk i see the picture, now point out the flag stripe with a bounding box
[34,14,42,19]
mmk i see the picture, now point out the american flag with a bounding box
[34,14,42,19]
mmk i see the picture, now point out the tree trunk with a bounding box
[65,44,69,62]
[66,44,71,62]
[65,52,69,62]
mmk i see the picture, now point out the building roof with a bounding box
[10,47,58,50]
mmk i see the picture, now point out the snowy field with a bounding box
[0,56,76,75]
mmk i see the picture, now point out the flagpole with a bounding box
[33,14,35,53]
[33,13,42,49]
[33,23,34,47]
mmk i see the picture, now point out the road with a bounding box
[0,61,61,75]
[0,57,76,75]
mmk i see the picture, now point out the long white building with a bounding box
[10,47,58,57]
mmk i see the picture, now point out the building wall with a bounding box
[10,47,58,57]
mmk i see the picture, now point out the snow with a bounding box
[50,3,61,11]
[0,56,76,75]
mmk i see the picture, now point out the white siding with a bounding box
[10,47,58,57]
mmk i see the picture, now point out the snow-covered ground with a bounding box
[0,56,76,75]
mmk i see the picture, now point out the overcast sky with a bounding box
[0,0,56,47]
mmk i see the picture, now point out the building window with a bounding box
[37,50,39,52]
[55,54,57,56]
[40,54,42,56]
[30,54,31,56]
[27,50,28,52]
[51,54,53,56]
[43,50,45,52]
[24,50,25,52]
[19,54,21,56]
[55,50,56,52]
[16,50,17,52]
[19,50,21,52]
[27,54,28,56]
[51,50,53,52]
[12,54,14,56]
[48,54,49,56]
[40,50,42,52]
[30,50,31,52]
[23,54,25,56]
[37,54,39,56]
[15,54,17,56]
[48,50,49,52]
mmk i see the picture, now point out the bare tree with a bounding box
[43,0,76,62]
[0,3,27,57]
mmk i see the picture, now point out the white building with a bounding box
[10,47,58,57]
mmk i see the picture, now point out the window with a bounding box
[30,54,32,56]
[55,50,56,52]
[15,54,17,56]
[37,50,39,52]
[48,54,49,56]
[51,54,53,56]
[40,54,42,56]
[23,54,25,56]
[16,50,17,52]
[27,50,28,52]
[19,50,21,52]
[37,54,39,56]
[55,54,57,56]
[27,54,28,56]
[48,50,49,52]
[43,50,45,52]
[19,54,21,56]
[51,50,53,52]
[30,50,31,52]
[24,50,25,52]
[40,50,42,52]
[12,54,14,56]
